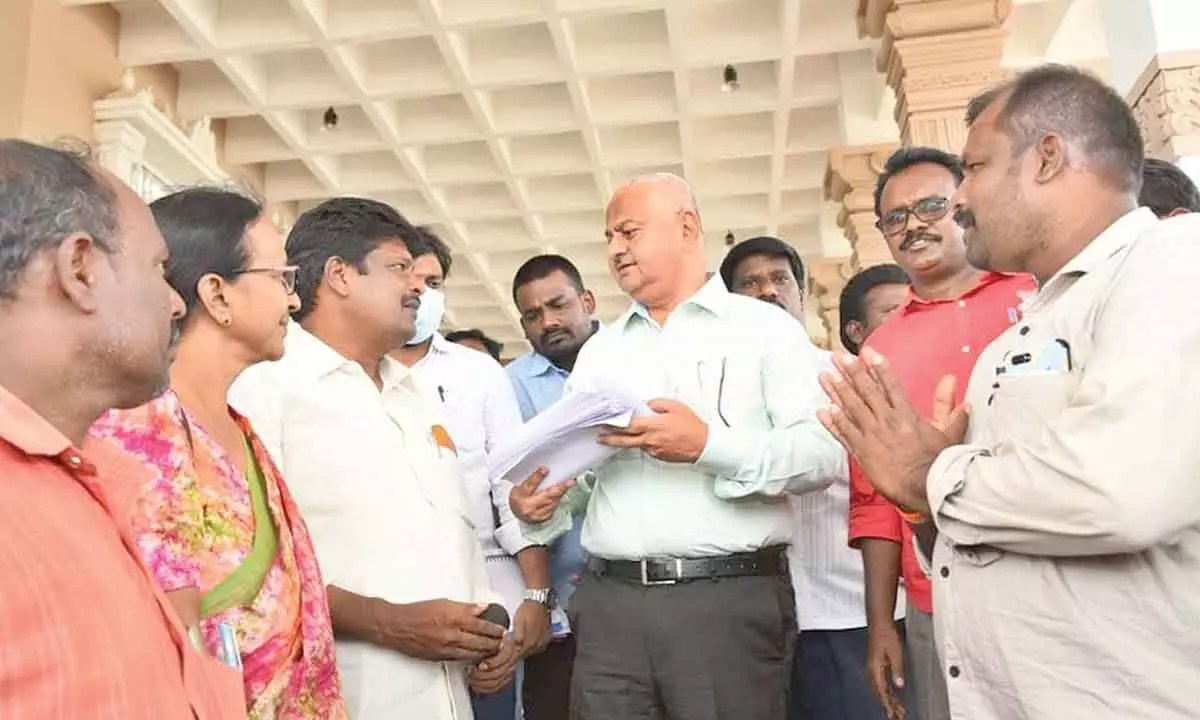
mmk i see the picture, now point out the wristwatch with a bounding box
[523,587,554,609]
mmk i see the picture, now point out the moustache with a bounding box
[900,230,941,252]
[954,208,976,230]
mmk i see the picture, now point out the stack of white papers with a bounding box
[488,379,652,490]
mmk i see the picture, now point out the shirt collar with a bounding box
[619,273,730,330]
[429,332,452,356]
[0,383,72,457]
[899,271,1015,313]
[286,321,413,393]
[1044,207,1156,286]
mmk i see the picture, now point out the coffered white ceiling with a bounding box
[63,0,1105,355]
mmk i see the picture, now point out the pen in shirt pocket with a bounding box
[437,385,447,403]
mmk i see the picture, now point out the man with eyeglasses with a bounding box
[847,147,1034,720]
[230,198,517,720]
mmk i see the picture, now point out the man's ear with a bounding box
[1167,207,1192,218]
[581,289,596,316]
[54,233,105,313]
[844,320,865,352]
[1033,133,1068,185]
[680,208,702,249]
[323,256,352,299]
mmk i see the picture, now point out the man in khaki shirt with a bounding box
[818,64,1200,719]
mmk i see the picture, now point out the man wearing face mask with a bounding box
[391,228,554,720]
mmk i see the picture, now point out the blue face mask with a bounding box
[406,287,446,346]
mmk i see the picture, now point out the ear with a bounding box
[679,208,701,248]
[581,288,596,316]
[1167,207,1191,218]
[53,233,106,313]
[1033,133,1068,184]
[844,320,865,350]
[194,273,231,324]
[323,256,353,299]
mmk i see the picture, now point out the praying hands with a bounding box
[816,349,969,517]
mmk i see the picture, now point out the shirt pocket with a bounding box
[987,371,1080,449]
[680,353,762,430]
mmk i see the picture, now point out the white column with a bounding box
[92,120,147,188]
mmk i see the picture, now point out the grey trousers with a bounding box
[569,567,797,720]
[905,602,950,720]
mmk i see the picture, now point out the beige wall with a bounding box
[1,0,178,143]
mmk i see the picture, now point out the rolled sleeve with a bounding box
[847,458,904,547]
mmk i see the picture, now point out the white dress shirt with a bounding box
[926,209,1200,719]
[408,333,532,614]
[526,274,846,560]
[230,323,500,720]
[788,351,904,630]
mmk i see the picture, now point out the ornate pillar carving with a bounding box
[825,143,899,273]
[861,0,1013,151]
[808,258,853,352]
[1127,51,1200,161]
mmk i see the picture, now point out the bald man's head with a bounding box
[604,172,708,310]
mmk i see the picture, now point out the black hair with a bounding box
[149,187,261,316]
[286,197,428,321]
[446,328,503,362]
[873,147,965,217]
[0,139,118,298]
[414,225,454,277]
[511,254,586,305]
[965,64,1144,193]
[838,263,911,354]
[718,235,805,290]
[1139,157,1200,217]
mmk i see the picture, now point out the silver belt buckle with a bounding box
[640,558,683,586]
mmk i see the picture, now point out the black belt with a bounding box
[587,546,787,586]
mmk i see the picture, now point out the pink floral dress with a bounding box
[90,391,345,719]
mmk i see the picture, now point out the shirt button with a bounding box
[949,665,961,678]
[958,300,967,308]
[64,454,82,468]
[961,345,970,353]
[939,566,950,578]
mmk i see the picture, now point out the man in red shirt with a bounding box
[0,140,244,718]
[849,147,1034,720]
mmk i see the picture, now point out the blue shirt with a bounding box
[505,350,586,611]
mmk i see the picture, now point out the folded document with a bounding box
[487,380,651,489]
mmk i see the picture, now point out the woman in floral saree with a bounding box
[89,188,345,718]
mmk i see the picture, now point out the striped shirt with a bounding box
[787,351,904,630]
[0,383,244,719]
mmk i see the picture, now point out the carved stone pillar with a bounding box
[808,258,852,352]
[825,143,899,273]
[861,0,1013,151]
[93,120,148,188]
[1127,51,1200,161]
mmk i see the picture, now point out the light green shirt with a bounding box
[522,274,845,560]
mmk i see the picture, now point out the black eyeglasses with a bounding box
[876,196,951,237]
[232,265,298,294]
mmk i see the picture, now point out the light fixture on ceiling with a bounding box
[721,64,740,93]
[724,231,736,247]
[321,106,339,132]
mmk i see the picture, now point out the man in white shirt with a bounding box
[820,65,1200,720]
[230,198,518,720]
[512,174,845,720]
[391,228,553,720]
[719,236,906,720]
